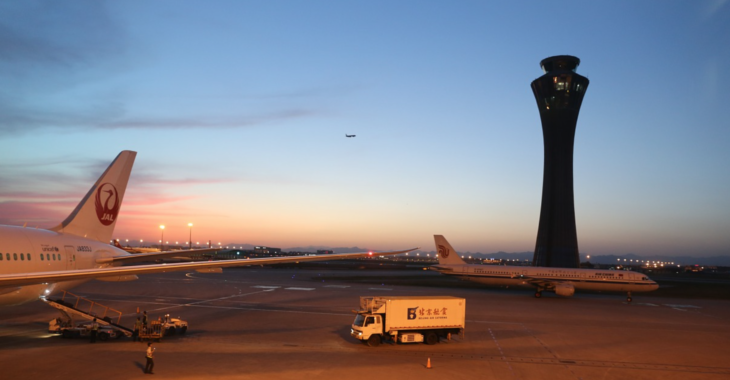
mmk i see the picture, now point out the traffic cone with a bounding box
[426,357,432,369]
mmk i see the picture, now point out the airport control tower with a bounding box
[531,55,589,268]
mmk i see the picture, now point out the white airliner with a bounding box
[431,235,658,302]
[0,151,417,306]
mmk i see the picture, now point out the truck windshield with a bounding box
[353,314,366,327]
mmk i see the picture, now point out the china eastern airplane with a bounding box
[0,150,416,307]
[345,134,356,138]
[431,235,658,302]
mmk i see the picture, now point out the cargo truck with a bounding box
[350,296,465,347]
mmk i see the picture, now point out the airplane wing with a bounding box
[0,248,418,288]
[97,248,230,265]
[517,275,557,290]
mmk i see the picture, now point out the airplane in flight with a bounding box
[0,151,417,307]
[345,134,356,138]
[430,235,658,302]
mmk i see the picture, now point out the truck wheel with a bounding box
[180,326,187,334]
[367,335,381,347]
[62,330,72,339]
[425,332,439,345]
[99,333,109,341]
[166,327,176,336]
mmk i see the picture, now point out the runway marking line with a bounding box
[663,304,701,309]
[284,287,315,291]
[488,328,519,379]
[149,289,276,312]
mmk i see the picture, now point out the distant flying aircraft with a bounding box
[0,150,418,307]
[430,235,658,302]
[346,134,356,138]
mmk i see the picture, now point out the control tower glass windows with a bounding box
[553,75,571,91]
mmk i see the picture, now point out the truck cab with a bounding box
[351,313,382,345]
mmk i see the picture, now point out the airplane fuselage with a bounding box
[432,263,658,294]
[0,225,127,306]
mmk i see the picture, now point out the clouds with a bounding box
[0,1,327,137]
[0,1,125,73]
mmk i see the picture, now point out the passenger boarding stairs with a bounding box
[43,291,133,337]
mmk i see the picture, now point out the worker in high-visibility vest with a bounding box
[133,317,143,342]
[142,311,148,328]
[144,342,155,374]
[90,318,99,343]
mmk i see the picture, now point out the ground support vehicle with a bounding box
[44,291,133,338]
[350,296,465,347]
[139,314,188,342]
[49,319,123,341]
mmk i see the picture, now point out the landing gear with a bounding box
[626,292,632,303]
[534,291,542,298]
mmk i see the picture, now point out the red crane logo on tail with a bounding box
[95,183,120,226]
[438,244,449,258]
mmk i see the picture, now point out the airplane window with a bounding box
[40,254,44,261]
[14,253,18,260]
[27,253,31,261]
[0,253,3,261]
[46,253,50,261]
[20,253,24,261]
[5,253,8,261]
[53,254,56,261]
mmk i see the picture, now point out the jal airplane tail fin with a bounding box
[50,151,137,243]
[433,235,467,265]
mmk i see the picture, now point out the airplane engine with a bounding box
[554,283,575,297]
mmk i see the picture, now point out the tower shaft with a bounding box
[531,56,589,268]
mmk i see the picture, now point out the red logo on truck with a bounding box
[95,183,120,226]
[437,244,449,258]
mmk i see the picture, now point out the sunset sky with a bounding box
[1,1,728,257]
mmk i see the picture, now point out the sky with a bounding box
[1,0,729,258]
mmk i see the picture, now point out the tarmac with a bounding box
[1,266,729,379]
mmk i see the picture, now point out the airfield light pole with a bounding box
[188,223,193,250]
[160,225,165,251]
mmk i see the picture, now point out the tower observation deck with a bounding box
[531,55,589,268]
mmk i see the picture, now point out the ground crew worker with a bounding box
[90,318,99,343]
[144,342,155,374]
[133,317,142,342]
[142,310,148,328]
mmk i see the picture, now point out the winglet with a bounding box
[50,151,137,243]
[433,235,467,265]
